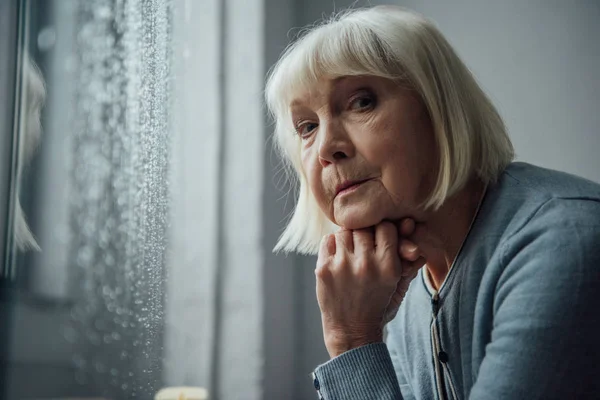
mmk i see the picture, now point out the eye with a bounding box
[349,92,376,111]
[295,121,318,139]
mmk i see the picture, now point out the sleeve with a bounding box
[312,343,404,399]
[469,198,600,399]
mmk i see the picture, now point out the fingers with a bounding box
[316,234,336,273]
[395,217,427,276]
[353,228,374,254]
[319,234,336,258]
[320,218,424,272]
[399,238,419,261]
[375,221,398,251]
[399,218,415,236]
[375,221,400,263]
[335,229,354,254]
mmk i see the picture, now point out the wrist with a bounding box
[325,329,383,358]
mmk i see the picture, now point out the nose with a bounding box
[317,119,354,167]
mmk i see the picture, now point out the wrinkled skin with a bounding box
[290,75,435,357]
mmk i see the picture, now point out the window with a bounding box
[2,0,172,398]
[0,1,328,399]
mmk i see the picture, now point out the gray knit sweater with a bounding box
[313,162,600,399]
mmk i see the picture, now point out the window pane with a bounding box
[3,0,172,398]
[2,0,309,398]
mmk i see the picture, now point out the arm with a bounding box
[470,199,600,399]
[312,220,421,399]
[312,323,417,400]
[314,343,403,399]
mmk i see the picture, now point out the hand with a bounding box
[385,218,425,322]
[315,219,424,358]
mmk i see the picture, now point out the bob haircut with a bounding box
[265,6,514,255]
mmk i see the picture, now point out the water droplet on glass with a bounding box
[75,371,88,385]
[95,362,106,374]
[72,354,86,368]
[37,26,56,51]
[88,331,101,346]
[63,326,78,343]
[94,319,106,330]
[63,2,172,396]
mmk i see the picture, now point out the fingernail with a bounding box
[401,243,417,253]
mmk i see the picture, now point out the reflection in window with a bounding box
[14,54,44,254]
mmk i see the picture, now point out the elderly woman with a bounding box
[265,5,600,400]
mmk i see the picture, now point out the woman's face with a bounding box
[290,75,438,229]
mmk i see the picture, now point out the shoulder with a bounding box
[502,161,600,202]
[501,161,600,250]
[481,163,600,293]
[480,162,600,243]
[502,187,600,263]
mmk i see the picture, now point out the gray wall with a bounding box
[379,0,600,182]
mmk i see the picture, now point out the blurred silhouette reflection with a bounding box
[14,54,45,252]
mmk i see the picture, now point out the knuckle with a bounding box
[378,221,395,234]
[334,252,351,271]
[355,227,372,236]
[314,264,332,280]
[376,222,397,243]
[379,241,396,255]
[315,256,328,270]
[380,220,395,230]
[354,256,372,277]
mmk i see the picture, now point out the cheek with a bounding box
[371,133,430,200]
[381,142,437,205]
[301,149,327,206]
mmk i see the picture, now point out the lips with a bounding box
[335,178,372,197]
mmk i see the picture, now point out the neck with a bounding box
[416,178,487,290]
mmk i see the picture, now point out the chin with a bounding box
[334,208,382,230]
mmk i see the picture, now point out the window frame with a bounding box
[0,0,25,282]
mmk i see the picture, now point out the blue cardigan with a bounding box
[313,162,600,399]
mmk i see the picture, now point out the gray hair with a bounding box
[265,6,514,254]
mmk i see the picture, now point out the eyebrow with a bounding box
[288,75,376,108]
[289,98,306,108]
[288,76,371,109]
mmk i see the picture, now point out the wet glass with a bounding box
[2,1,172,398]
